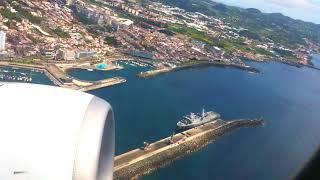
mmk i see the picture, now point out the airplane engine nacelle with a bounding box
[0,83,114,180]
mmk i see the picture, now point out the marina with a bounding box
[0,69,33,82]
[0,62,127,92]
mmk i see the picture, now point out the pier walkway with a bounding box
[114,119,264,179]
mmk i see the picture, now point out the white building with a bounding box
[0,31,6,51]
[66,0,74,5]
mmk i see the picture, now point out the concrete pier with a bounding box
[114,119,264,179]
[137,68,171,78]
[77,77,126,92]
[137,61,260,78]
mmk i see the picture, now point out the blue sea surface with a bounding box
[0,67,53,85]
[69,60,320,180]
[311,54,320,68]
[2,58,320,180]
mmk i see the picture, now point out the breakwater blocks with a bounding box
[114,119,264,179]
[137,62,260,78]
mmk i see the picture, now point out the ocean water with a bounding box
[2,58,320,180]
[0,67,53,85]
[311,54,320,68]
[69,60,320,180]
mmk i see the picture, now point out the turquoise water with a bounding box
[68,62,151,81]
[2,59,320,180]
[96,63,108,70]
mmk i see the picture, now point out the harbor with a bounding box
[114,118,264,179]
[1,57,320,180]
[0,61,127,92]
[1,59,261,88]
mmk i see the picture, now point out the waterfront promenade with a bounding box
[114,118,264,179]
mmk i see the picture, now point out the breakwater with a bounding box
[114,118,264,179]
[137,61,260,78]
[77,77,126,91]
[271,59,320,71]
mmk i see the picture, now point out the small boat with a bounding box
[87,69,94,72]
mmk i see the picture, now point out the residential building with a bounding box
[0,31,6,51]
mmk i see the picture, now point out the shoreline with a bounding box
[1,56,319,88]
[243,57,320,71]
[137,60,260,78]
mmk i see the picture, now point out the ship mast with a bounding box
[202,107,205,117]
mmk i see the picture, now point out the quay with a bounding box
[113,118,264,179]
[137,61,260,78]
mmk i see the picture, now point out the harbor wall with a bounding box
[78,77,126,92]
[114,119,263,179]
[137,61,260,78]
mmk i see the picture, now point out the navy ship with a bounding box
[177,109,220,129]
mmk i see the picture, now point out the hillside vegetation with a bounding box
[159,0,320,48]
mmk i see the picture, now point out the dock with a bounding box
[114,118,264,179]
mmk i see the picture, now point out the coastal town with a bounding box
[0,0,320,90]
[0,0,319,65]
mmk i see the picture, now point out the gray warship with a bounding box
[177,108,221,129]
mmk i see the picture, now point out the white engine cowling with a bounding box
[0,83,114,180]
